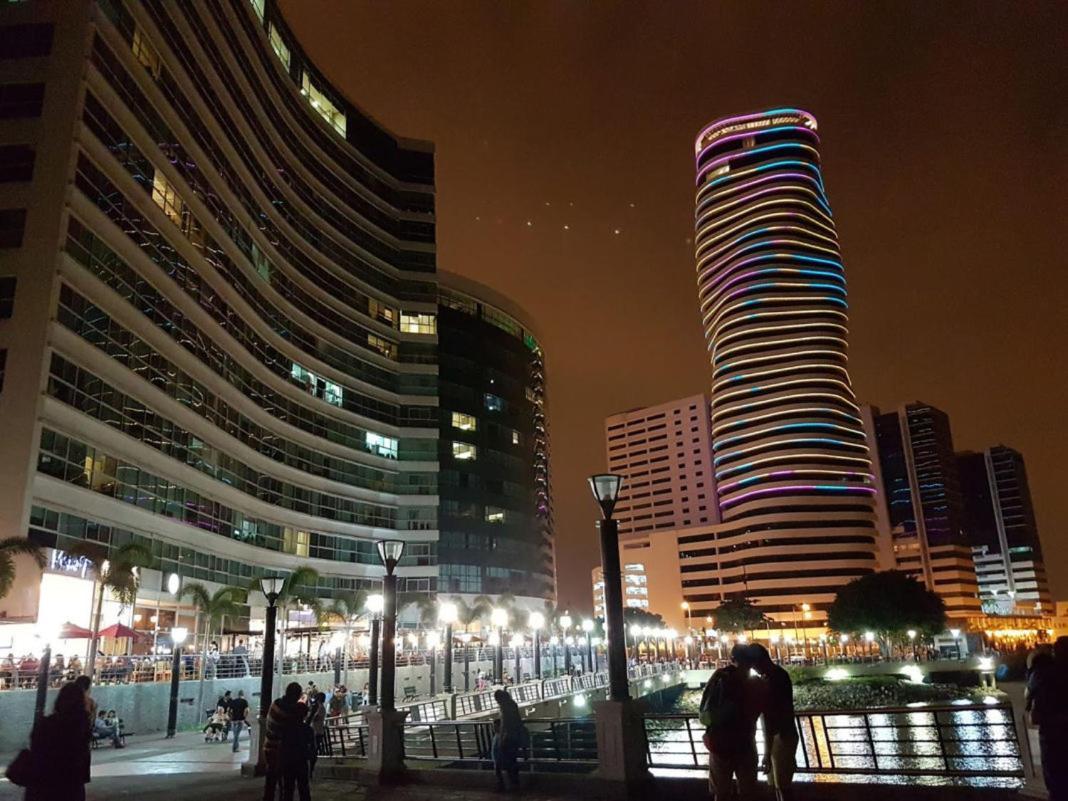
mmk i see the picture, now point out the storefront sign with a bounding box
[48,549,92,579]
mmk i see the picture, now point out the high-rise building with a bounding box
[958,446,1051,611]
[0,0,551,646]
[871,403,980,618]
[686,108,882,622]
[592,561,649,619]
[604,394,718,538]
[437,273,553,608]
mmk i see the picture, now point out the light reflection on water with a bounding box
[646,696,1023,787]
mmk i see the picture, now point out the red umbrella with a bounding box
[58,622,93,640]
[97,623,145,640]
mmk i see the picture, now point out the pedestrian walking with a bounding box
[699,644,761,801]
[22,682,91,800]
[229,690,250,753]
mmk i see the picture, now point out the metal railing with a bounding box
[401,717,598,769]
[644,703,1024,779]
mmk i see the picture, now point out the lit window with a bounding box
[249,0,265,20]
[283,527,309,557]
[369,299,396,327]
[452,442,477,461]
[250,241,271,281]
[366,432,398,459]
[623,563,645,572]
[485,507,505,524]
[131,27,161,78]
[301,72,346,137]
[451,412,477,432]
[511,430,521,446]
[269,24,291,70]
[400,312,436,335]
[151,171,186,228]
[367,334,397,359]
[484,394,504,412]
[290,362,343,407]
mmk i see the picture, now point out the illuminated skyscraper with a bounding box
[687,109,881,621]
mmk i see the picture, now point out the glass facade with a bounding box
[436,278,554,602]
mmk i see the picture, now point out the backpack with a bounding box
[699,667,741,744]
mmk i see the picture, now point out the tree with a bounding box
[622,608,666,630]
[250,566,320,689]
[712,597,768,634]
[180,582,245,713]
[66,541,152,681]
[318,588,369,687]
[827,571,947,645]
[453,596,491,632]
[0,537,45,600]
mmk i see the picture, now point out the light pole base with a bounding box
[367,708,409,783]
[241,716,267,777]
[593,698,651,795]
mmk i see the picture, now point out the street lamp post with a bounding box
[459,633,472,690]
[681,601,691,635]
[33,622,58,723]
[376,540,405,712]
[491,607,508,683]
[582,619,595,674]
[949,628,962,660]
[439,602,458,693]
[247,576,284,776]
[426,631,440,696]
[510,633,524,682]
[588,473,630,702]
[907,629,918,661]
[166,626,189,738]
[529,611,545,679]
[366,593,384,705]
[559,613,573,675]
[549,636,559,676]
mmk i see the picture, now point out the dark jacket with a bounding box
[26,710,90,801]
[264,698,309,771]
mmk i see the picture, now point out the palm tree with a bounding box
[453,596,491,633]
[180,582,245,713]
[250,567,320,689]
[0,537,45,601]
[317,588,369,686]
[65,541,152,681]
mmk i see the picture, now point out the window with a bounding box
[131,27,161,78]
[0,277,15,318]
[250,241,271,281]
[151,170,187,228]
[369,299,396,326]
[365,432,398,459]
[301,72,346,137]
[249,0,265,20]
[451,412,477,431]
[282,526,309,557]
[452,442,477,461]
[511,430,521,446]
[0,23,53,59]
[0,145,33,182]
[290,363,344,408]
[0,209,26,248]
[485,507,505,524]
[484,393,504,412]
[268,24,291,70]
[400,311,436,335]
[0,83,44,119]
[367,334,396,359]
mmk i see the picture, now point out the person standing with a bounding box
[24,682,91,801]
[228,690,250,753]
[263,683,307,801]
[699,644,761,801]
[307,691,328,768]
[750,644,798,801]
[1031,637,1068,801]
[491,688,528,791]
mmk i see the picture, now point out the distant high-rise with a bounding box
[688,108,881,621]
[958,446,1051,611]
[604,394,718,538]
[871,403,980,618]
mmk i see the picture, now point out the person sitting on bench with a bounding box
[91,711,122,748]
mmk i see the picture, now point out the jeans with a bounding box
[708,747,758,801]
[231,720,247,752]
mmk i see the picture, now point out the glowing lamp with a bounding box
[376,540,405,575]
[366,594,384,615]
[438,601,459,626]
[528,611,545,630]
[582,619,595,633]
[491,607,509,628]
[167,573,181,596]
[171,627,188,645]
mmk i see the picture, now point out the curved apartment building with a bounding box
[685,108,880,621]
[0,0,442,622]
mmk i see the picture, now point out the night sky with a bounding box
[281,1,1068,611]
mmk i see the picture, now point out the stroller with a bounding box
[203,707,228,742]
